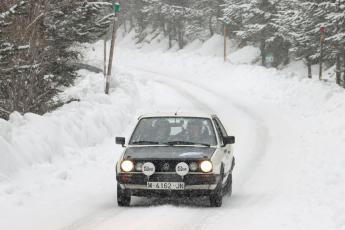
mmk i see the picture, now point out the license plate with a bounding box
[147,182,185,190]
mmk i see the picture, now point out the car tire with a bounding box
[222,173,232,197]
[210,168,224,207]
[117,183,131,207]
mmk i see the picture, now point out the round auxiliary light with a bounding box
[135,162,143,171]
[189,162,198,171]
[142,162,155,176]
[121,160,134,172]
[200,160,213,173]
[176,162,189,176]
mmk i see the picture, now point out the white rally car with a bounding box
[115,113,235,207]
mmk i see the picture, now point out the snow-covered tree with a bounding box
[0,1,30,119]
[324,1,345,57]
[123,0,225,48]
[188,0,224,38]
[323,0,345,85]
[277,0,328,77]
[0,0,113,120]
[42,1,113,86]
[222,0,249,43]
[228,0,289,66]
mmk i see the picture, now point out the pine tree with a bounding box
[187,0,224,39]
[0,0,113,120]
[233,0,289,66]
[222,0,249,43]
[43,1,113,86]
[280,0,328,78]
[0,1,30,119]
[323,0,345,86]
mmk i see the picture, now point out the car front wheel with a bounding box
[209,170,224,207]
[117,183,131,207]
[223,173,232,197]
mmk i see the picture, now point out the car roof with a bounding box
[138,113,217,120]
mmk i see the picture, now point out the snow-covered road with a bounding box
[61,65,271,230]
[1,39,345,230]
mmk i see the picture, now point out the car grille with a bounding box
[154,160,179,172]
[134,160,197,173]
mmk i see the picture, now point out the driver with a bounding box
[186,120,204,143]
[154,119,171,143]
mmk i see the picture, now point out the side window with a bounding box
[213,119,224,145]
[215,118,228,137]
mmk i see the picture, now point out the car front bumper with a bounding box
[116,173,220,197]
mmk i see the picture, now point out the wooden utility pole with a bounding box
[224,24,227,62]
[105,2,120,95]
[319,26,326,81]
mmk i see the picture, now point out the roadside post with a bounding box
[319,26,325,81]
[105,2,121,94]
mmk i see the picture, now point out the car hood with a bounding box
[124,146,216,160]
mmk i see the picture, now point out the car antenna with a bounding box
[175,108,180,116]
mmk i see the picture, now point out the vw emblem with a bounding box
[162,162,170,171]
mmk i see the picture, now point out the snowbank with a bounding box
[0,70,139,178]
[196,34,226,56]
[228,46,260,64]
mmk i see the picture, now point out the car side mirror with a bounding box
[223,136,235,145]
[116,137,126,147]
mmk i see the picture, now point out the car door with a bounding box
[213,118,233,176]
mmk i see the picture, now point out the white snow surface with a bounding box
[1,33,345,230]
[228,45,261,64]
[0,71,137,178]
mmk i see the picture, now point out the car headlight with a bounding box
[200,160,213,173]
[121,160,134,172]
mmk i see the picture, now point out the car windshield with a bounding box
[129,117,217,146]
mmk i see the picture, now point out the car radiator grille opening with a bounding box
[135,160,201,173]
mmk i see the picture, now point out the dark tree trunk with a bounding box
[168,23,172,49]
[343,52,345,88]
[209,16,214,36]
[129,16,133,31]
[306,56,312,79]
[178,31,184,49]
[177,21,184,49]
[260,40,266,67]
[336,52,341,85]
[162,21,166,36]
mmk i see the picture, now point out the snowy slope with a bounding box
[0,71,139,178]
[1,34,345,230]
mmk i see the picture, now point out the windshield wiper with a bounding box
[131,141,160,145]
[164,141,210,147]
